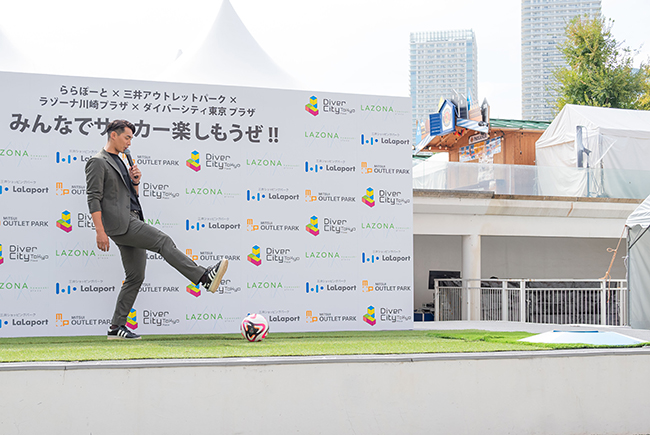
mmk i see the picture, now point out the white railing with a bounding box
[427,279,628,326]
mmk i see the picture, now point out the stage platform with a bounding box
[2,322,650,435]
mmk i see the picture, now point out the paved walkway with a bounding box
[413,320,650,341]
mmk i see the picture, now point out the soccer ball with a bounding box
[240,314,269,342]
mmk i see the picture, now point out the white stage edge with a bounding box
[3,349,650,434]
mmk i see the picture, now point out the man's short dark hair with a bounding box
[105,119,135,138]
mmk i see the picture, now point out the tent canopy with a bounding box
[536,104,650,169]
[534,105,650,199]
[159,0,298,89]
[627,195,650,228]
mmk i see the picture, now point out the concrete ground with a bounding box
[413,320,650,342]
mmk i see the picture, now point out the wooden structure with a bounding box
[419,119,550,166]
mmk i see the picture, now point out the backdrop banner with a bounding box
[0,71,413,337]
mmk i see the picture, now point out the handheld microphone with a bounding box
[124,148,134,167]
[124,148,140,183]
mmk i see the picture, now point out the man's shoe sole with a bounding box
[208,259,229,293]
[107,335,141,340]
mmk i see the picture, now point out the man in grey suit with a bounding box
[85,119,228,339]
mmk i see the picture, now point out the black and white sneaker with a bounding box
[107,325,141,340]
[202,259,229,293]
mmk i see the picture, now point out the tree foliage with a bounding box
[552,15,649,112]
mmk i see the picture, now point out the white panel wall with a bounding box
[2,351,650,435]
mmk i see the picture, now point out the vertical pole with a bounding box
[601,280,607,326]
[462,234,481,321]
[520,280,526,323]
[434,279,440,322]
[502,280,508,321]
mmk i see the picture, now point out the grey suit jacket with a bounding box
[85,149,139,236]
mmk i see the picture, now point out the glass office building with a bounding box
[521,0,601,120]
[410,30,478,142]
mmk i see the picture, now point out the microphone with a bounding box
[124,148,134,167]
[124,148,140,183]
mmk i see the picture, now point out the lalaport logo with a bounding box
[360,133,410,147]
[55,281,115,295]
[185,217,240,231]
[305,282,324,293]
[306,280,356,294]
[186,150,201,172]
[304,160,355,174]
[305,96,319,116]
[361,250,411,264]
[0,181,48,196]
[246,189,299,202]
[56,210,72,233]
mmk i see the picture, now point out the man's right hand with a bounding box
[96,231,110,252]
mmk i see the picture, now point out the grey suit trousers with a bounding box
[109,211,205,326]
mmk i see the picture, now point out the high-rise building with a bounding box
[521,0,601,121]
[410,30,478,141]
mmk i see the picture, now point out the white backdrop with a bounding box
[0,71,413,337]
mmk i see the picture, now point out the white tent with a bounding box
[535,104,650,198]
[627,194,650,329]
[159,0,298,89]
[0,28,33,73]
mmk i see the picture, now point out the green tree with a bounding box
[552,15,647,113]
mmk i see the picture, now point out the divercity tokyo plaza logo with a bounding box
[56,210,72,232]
[187,150,201,172]
[305,96,319,116]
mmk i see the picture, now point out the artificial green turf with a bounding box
[1,329,643,363]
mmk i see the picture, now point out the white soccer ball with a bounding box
[240,313,269,342]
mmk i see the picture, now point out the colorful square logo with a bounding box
[363,306,376,326]
[247,245,262,266]
[126,309,138,330]
[187,150,201,172]
[306,216,319,236]
[56,210,72,232]
[305,96,319,116]
[0,244,3,265]
[186,282,201,297]
[362,188,375,208]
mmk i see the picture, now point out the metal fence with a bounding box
[428,279,628,326]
